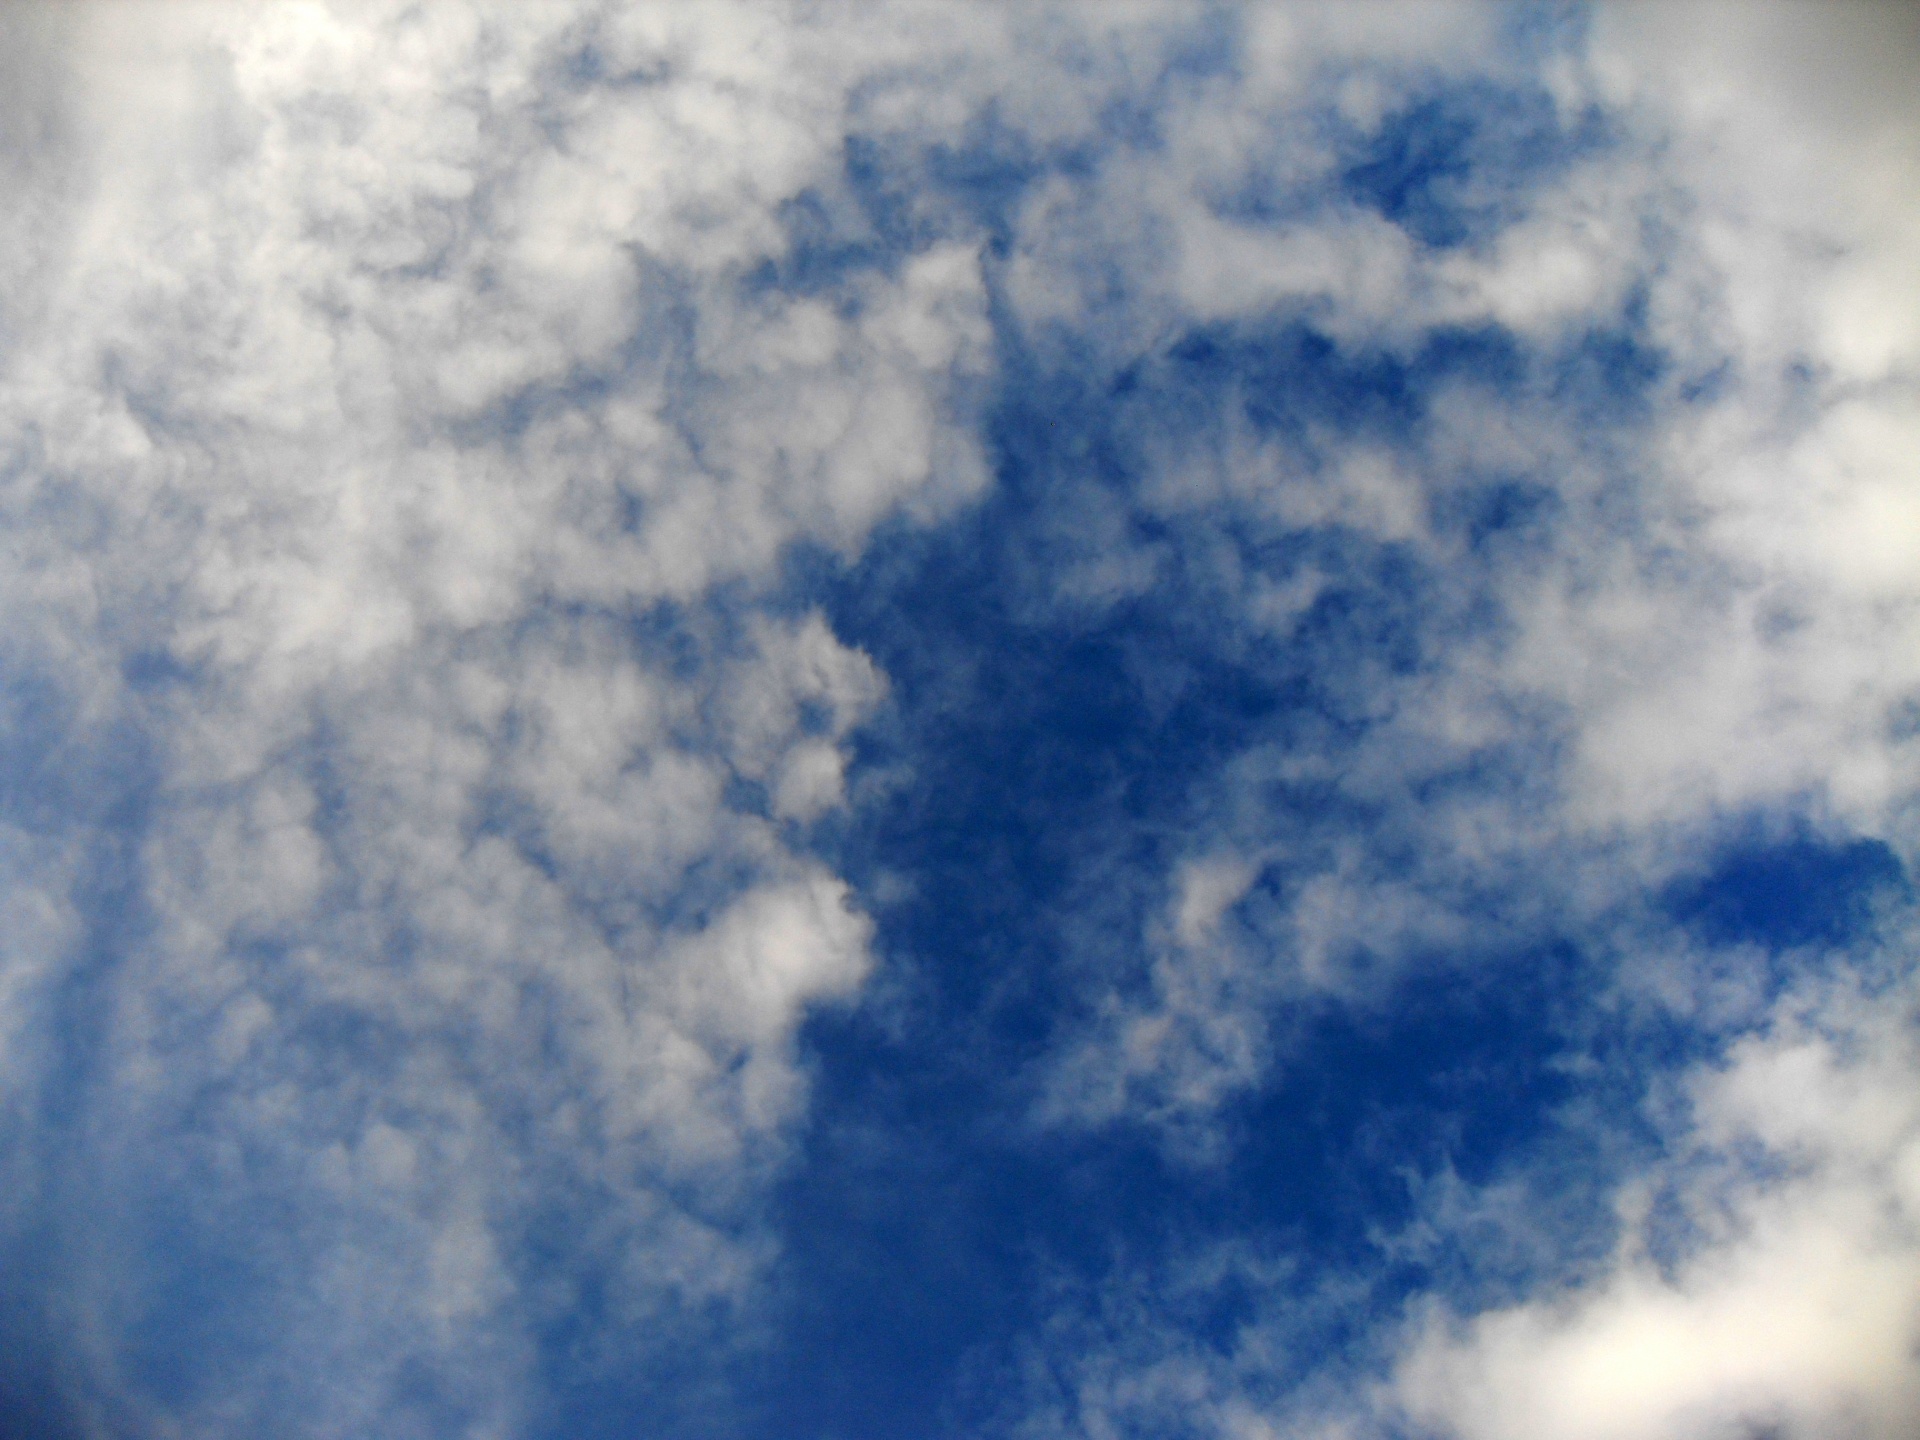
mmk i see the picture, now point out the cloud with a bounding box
[1393,964,1920,1440]
[960,0,1920,1143]
[814,5,1920,1436]
[0,1,996,1431]
[1,2,1916,1436]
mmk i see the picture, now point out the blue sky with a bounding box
[1,4,1918,1439]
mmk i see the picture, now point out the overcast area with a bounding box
[0,4,1916,1438]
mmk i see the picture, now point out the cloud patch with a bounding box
[0,1,990,1431]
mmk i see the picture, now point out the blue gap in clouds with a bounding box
[1548,289,1668,430]
[1224,946,1615,1321]
[841,121,1054,262]
[561,63,1675,1421]
[725,377,1329,1440]
[0,1326,88,1440]
[694,318,1609,1439]
[0,662,174,1435]
[1154,319,1528,453]
[839,12,1236,266]
[1666,828,1909,955]
[1339,82,1584,250]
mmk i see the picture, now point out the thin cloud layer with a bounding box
[0,4,1915,1439]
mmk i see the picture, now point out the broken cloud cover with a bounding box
[0,3,1917,1438]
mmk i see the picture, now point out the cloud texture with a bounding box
[0,3,1915,1438]
[0,3,991,1431]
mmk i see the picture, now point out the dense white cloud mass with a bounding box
[0,2,1915,1438]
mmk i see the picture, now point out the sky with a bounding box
[0,3,1917,1438]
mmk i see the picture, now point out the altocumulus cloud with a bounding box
[0,3,989,1433]
[0,4,1915,1440]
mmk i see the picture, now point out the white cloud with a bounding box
[0,0,998,1430]
[981,0,1920,1140]
[1464,5,1920,849]
[905,9,1920,1436]
[1394,968,1920,1440]
[1,1,1916,1433]
[1003,959,1920,1440]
